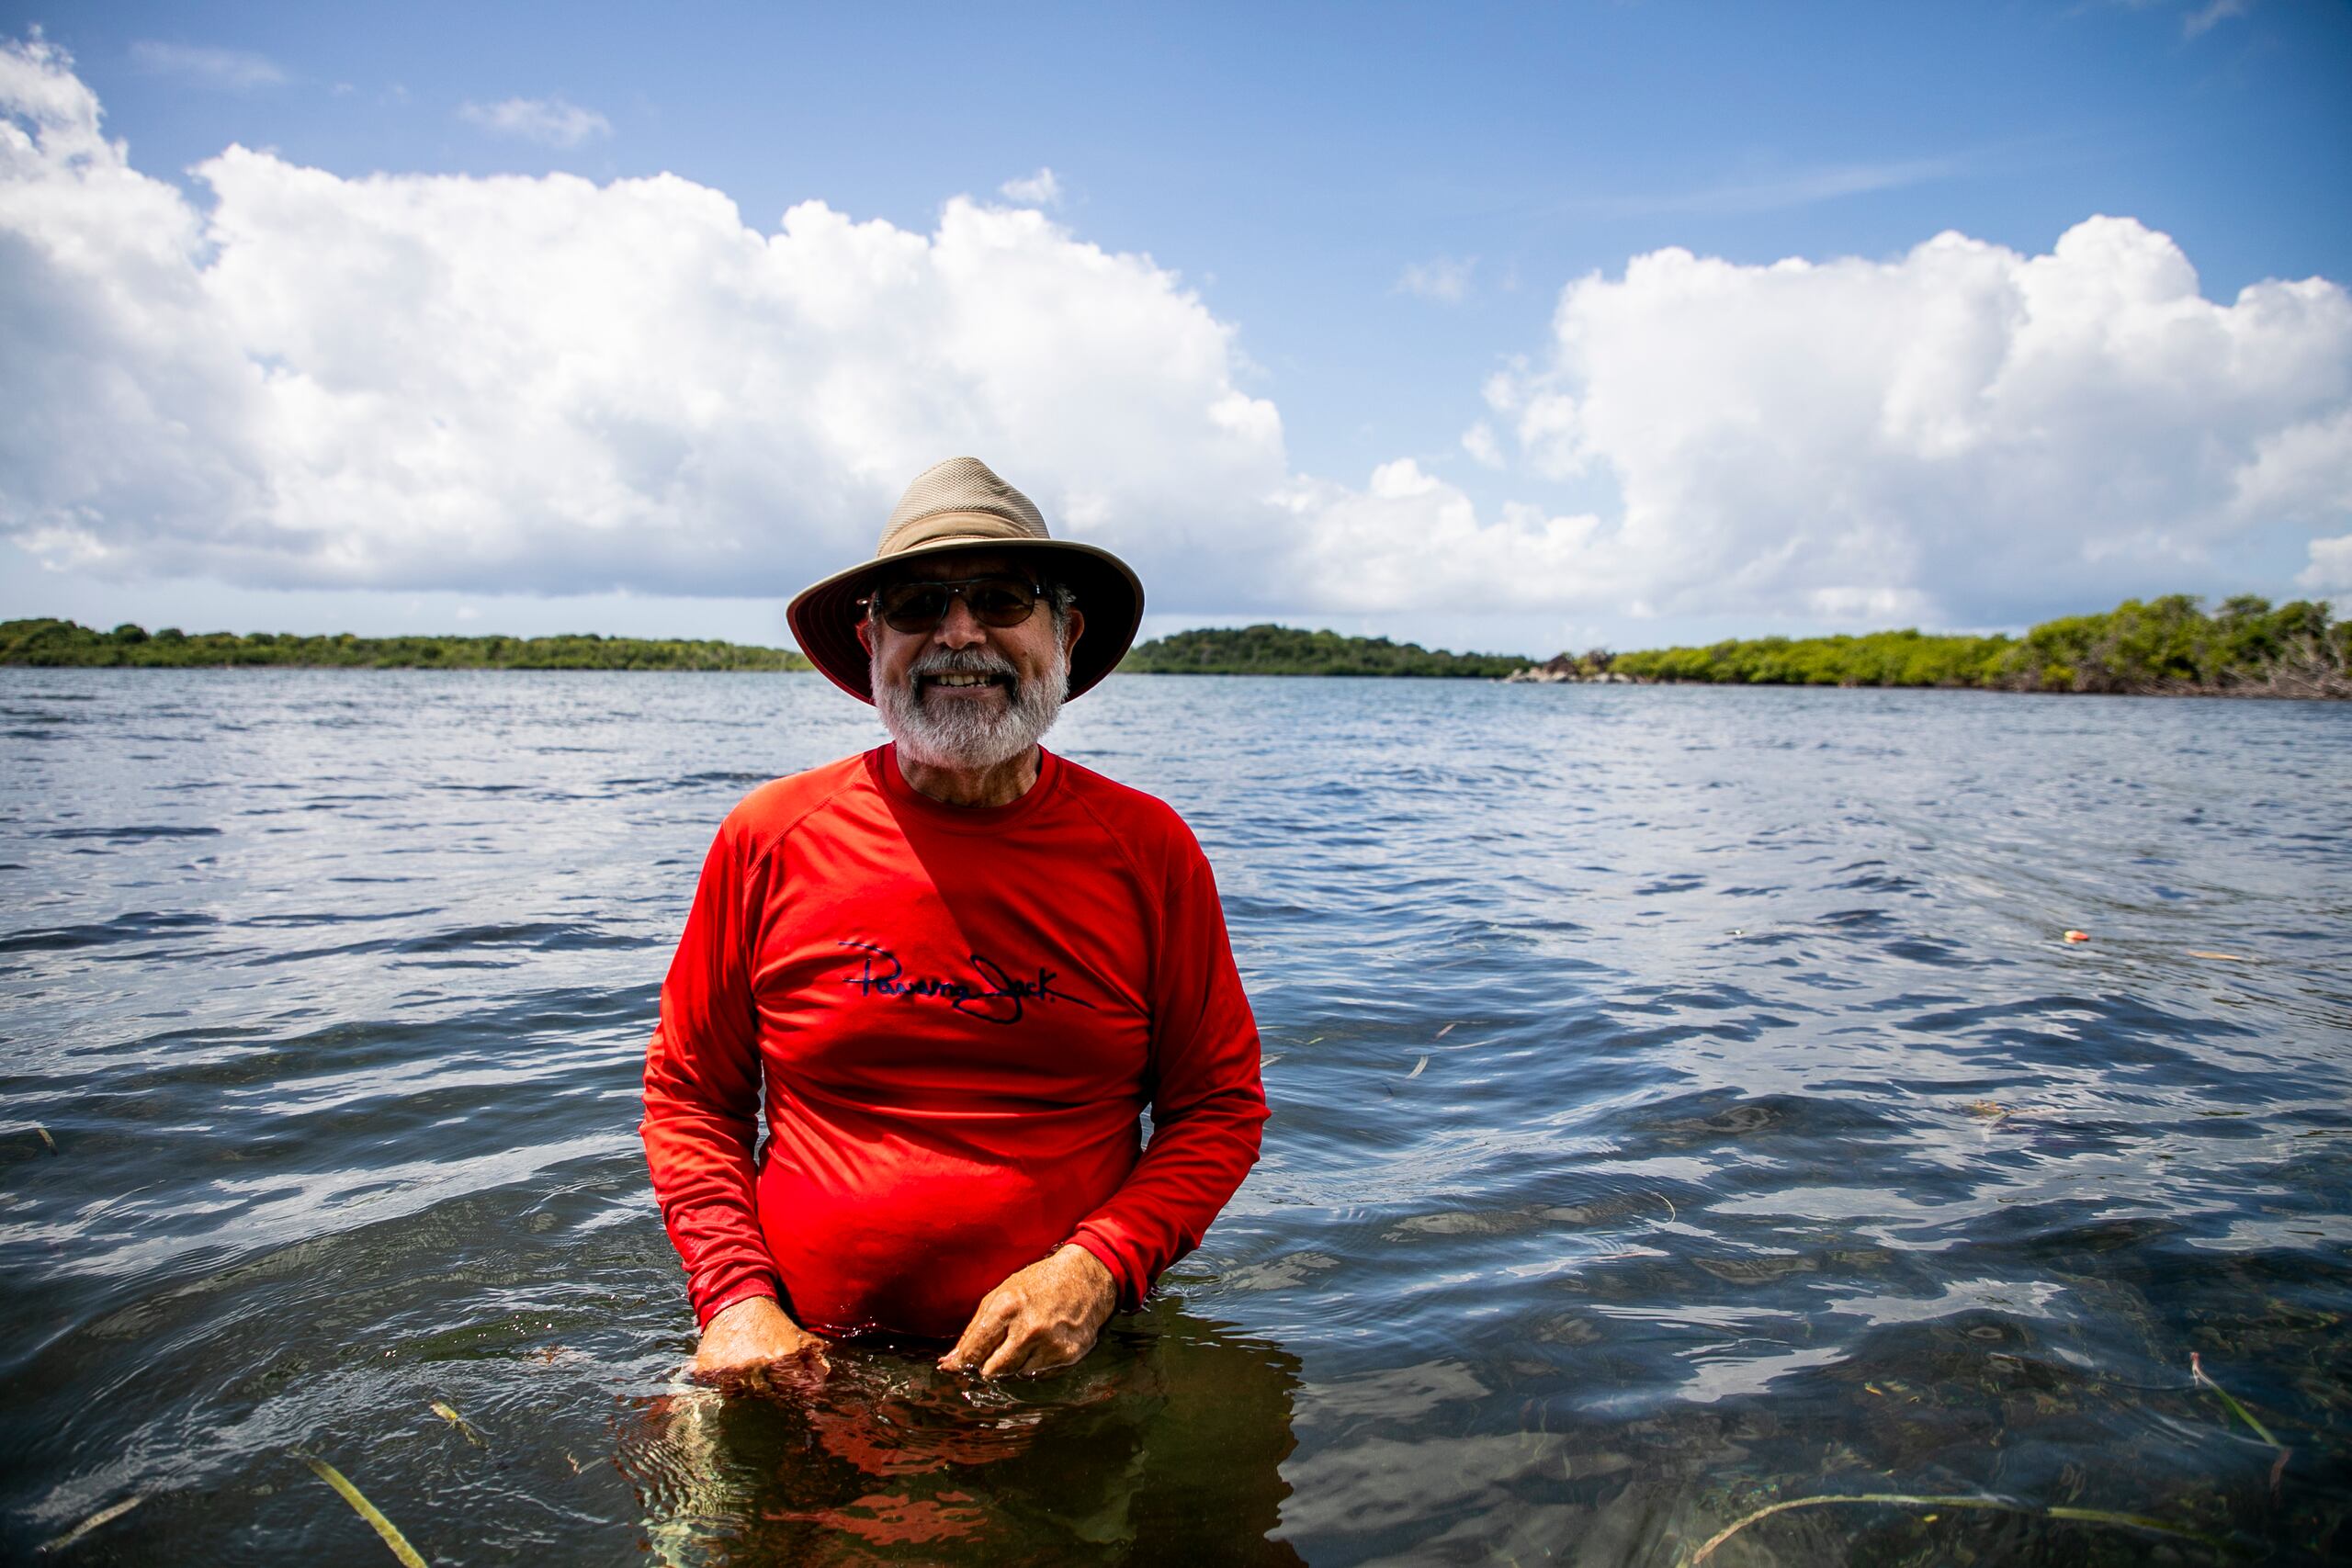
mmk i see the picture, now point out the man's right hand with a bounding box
[691,1294,830,1383]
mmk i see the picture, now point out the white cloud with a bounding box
[2300,534,2352,594]
[3,38,2347,635]
[1461,422,1504,468]
[999,167,1061,208]
[2231,408,2352,525]
[128,40,284,91]
[0,38,1284,610]
[1396,254,1476,303]
[1463,217,2352,624]
[1270,464,1606,615]
[458,96,610,148]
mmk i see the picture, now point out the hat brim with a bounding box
[786,536,1145,705]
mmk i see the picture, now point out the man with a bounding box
[641,457,1268,1381]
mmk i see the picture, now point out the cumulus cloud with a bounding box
[3,37,2347,633]
[2301,535,2352,594]
[458,96,611,148]
[1396,254,1476,303]
[0,39,1284,607]
[1467,216,2352,624]
[1461,422,1504,468]
[998,167,1061,208]
[128,40,284,91]
[1271,459,1609,615]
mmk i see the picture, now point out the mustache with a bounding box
[909,647,1020,682]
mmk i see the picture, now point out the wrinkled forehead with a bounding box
[876,548,1037,588]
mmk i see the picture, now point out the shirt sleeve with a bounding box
[1067,840,1268,1307]
[640,817,782,1327]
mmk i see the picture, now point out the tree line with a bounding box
[9,594,2345,695]
[1119,624,1526,677]
[1591,595,2347,697]
[0,620,811,671]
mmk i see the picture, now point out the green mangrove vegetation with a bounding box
[1120,624,1528,677]
[9,593,2346,696]
[0,619,810,671]
[1119,595,2349,695]
[1581,595,2351,697]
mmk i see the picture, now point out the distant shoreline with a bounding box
[1115,601,2348,697]
[8,595,2347,698]
[1579,593,2347,699]
[0,620,810,672]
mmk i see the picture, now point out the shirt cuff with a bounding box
[1066,1229,1144,1313]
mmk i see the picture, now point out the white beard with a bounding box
[873,636,1069,772]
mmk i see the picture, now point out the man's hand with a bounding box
[940,1245,1118,1379]
[691,1294,830,1384]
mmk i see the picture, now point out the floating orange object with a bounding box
[2064,930,2090,943]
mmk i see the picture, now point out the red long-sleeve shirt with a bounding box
[640,745,1267,1338]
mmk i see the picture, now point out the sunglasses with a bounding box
[864,575,1046,633]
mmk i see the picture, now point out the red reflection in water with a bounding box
[618,1311,1303,1564]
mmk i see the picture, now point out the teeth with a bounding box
[930,672,995,687]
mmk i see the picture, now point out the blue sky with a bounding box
[3,1,2348,656]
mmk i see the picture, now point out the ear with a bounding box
[1060,605,1086,658]
[854,616,874,656]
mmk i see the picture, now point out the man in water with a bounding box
[641,457,1268,1380]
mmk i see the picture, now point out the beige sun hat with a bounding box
[786,457,1145,705]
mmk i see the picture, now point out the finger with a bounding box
[941,1314,1003,1372]
[1029,1329,1089,1375]
[978,1322,1035,1380]
[1005,1329,1088,1380]
[941,1297,1012,1372]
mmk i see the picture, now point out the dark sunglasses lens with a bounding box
[968,583,1036,625]
[876,579,1037,631]
[879,585,951,631]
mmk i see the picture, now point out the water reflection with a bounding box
[620,1303,1303,1565]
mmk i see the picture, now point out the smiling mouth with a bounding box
[920,671,1011,694]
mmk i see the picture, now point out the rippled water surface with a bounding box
[3,670,2348,1565]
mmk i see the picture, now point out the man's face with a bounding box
[858,551,1085,771]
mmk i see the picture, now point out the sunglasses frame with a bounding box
[861,573,1051,634]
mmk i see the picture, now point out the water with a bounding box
[2,670,2347,1565]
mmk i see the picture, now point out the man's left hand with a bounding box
[939,1244,1118,1379]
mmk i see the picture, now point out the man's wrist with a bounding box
[1052,1244,1119,1324]
[1058,1238,1127,1312]
[699,1283,781,1331]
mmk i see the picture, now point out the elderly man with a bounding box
[641,457,1268,1381]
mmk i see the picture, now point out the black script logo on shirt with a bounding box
[835,942,1097,1027]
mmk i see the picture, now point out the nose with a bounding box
[932,592,987,647]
